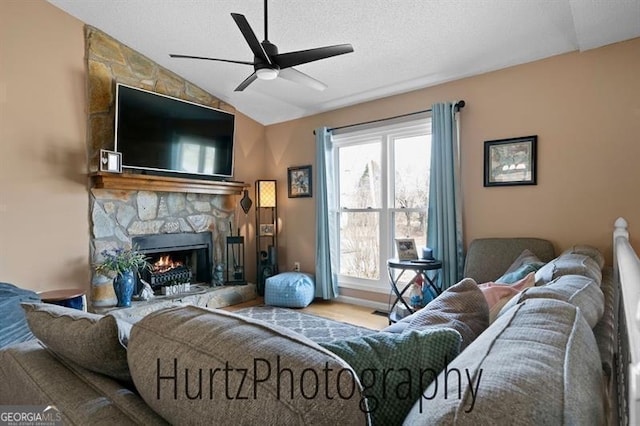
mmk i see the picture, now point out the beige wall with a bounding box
[0,0,267,292]
[233,111,268,283]
[0,0,89,292]
[266,37,640,302]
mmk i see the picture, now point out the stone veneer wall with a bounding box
[91,189,237,307]
[86,25,234,168]
[86,26,240,308]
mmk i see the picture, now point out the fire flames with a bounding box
[153,255,183,274]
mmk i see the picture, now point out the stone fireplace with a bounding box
[90,188,237,307]
[85,26,254,309]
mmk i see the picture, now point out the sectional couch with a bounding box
[0,238,614,425]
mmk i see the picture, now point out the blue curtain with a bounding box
[315,127,339,299]
[427,103,464,289]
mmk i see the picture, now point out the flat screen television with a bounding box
[114,83,235,180]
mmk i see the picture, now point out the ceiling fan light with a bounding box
[256,68,279,80]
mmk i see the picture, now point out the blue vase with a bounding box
[113,270,135,308]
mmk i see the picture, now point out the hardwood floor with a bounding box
[224,297,390,331]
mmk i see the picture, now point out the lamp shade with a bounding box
[257,180,277,208]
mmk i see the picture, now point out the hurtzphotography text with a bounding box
[154,356,482,413]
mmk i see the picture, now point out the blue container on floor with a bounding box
[265,272,315,308]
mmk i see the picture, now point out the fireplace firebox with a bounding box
[132,232,213,294]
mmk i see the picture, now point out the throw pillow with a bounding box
[21,302,131,382]
[496,261,545,284]
[503,249,542,274]
[320,328,461,426]
[496,249,545,283]
[0,282,40,349]
[404,278,489,350]
[535,253,602,286]
[498,274,605,327]
[477,272,536,322]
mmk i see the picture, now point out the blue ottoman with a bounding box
[265,272,315,308]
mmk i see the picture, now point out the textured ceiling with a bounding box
[48,0,640,125]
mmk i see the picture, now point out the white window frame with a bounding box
[332,116,432,293]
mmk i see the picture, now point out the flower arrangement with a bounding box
[95,247,150,277]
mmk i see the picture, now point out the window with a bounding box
[332,117,431,292]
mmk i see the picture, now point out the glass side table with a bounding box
[387,258,443,324]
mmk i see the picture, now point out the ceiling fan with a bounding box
[170,0,353,92]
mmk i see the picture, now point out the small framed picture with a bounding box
[288,165,312,198]
[484,136,537,187]
[259,224,275,236]
[100,149,122,173]
[395,238,418,261]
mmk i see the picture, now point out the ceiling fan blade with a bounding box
[273,44,353,69]
[234,72,258,92]
[231,13,272,65]
[279,68,327,91]
[169,54,254,66]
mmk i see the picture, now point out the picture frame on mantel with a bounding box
[99,149,122,173]
[484,135,537,187]
[288,165,312,198]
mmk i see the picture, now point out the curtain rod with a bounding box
[315,100,465,134]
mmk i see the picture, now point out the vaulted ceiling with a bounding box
[48,0,640,125]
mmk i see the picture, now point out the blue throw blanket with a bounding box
[0,282,40,349]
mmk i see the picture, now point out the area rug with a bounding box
[233,305,377,344]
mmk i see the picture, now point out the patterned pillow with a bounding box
[321,328,461,426]
[404,278,489,350]
[477,272,536,322]
[21,303,131,382]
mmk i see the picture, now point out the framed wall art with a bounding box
[484,135,537,187]
[288,165,312,198]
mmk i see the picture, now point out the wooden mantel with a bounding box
[90,172,248,195]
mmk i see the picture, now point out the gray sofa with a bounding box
[0,238,614,425]
[402,238,613,424]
